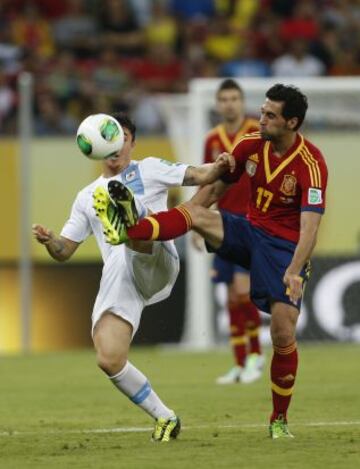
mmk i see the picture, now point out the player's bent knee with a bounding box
[97,349,128,376]
[271,331,295,348]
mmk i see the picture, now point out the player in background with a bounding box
[192,79,264,385]
[104,85,328,439]
[32,114,234,443]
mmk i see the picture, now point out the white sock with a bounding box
[110,361,174,420]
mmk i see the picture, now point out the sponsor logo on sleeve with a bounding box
[308,188,322,205]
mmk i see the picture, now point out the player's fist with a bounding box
[283,270,303,305]
[32,224,54,244]
[215,152,235,173]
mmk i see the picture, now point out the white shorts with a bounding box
[92,241,179,338]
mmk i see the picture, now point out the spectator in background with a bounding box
[34,93,77,136]
[144,0,178,50]
[170,0,215,21]
[99,0,144,55]
[216,0,259,31]
[46,50,80,107]
[92,48,131,108]
[52,0,98,55]
[250,10,283,62]
[204,12,242,62]
[279,0,319,42]
[132,43,185,93]
[0,22,23,75]
[0,69,15,133]
[219,40,271,77]
[330,47,360,76]
[11,2,54,59]
[272,39,325,77]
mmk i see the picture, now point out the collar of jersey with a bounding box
[263,134,304,184]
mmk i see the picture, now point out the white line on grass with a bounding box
[1,421,360,437]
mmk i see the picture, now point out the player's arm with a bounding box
[284,212,322,304]
[32,224,79,262]
[190,180,230,208]
[182,152,235,186]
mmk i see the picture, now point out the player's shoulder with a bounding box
[232,131,262,153]
[138,156,173,168]
[301,135,327,166]
[205,125,222,142]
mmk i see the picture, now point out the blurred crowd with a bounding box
[0,0,360,135]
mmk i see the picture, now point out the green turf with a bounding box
[0,344,359,468]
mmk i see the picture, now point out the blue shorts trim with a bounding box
[207,213,310,314]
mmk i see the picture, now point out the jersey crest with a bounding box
[246,159,257,177]
[280,174,297,196]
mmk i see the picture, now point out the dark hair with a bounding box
[112,113,136,141]
[266,84,308,131]
[217,79,244,98]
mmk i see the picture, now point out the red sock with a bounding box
[243,301,262,355]
[270,343,298,422]
[127,206,192,241]
[229,305,247,367]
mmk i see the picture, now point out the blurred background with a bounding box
[0,0,360,353]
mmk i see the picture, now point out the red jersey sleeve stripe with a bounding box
[303,145,322,187]
[301,146,322,187]
[300,150,320,187]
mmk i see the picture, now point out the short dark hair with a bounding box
[217,79,244,98]
[112,113,136,141]
[266,84,308,131]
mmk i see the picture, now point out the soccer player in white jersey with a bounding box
[32,114,234,442]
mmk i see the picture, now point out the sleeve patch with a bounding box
[308,188,322,205]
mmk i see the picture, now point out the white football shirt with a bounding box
[61,157,188,262]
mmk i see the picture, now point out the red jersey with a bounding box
[223,132,328,243]
[204,118,259,215]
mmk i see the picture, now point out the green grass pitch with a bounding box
[0,344,359,469]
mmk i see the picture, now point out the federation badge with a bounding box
[246,160,257,177]
[125,170,136,182]
[280,174,297,196]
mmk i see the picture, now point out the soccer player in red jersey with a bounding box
[104,84,328,438]
[192,79,264,385]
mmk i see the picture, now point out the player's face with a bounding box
[217,89,244,122]
[259,99,297,140]
[103,127,135,172]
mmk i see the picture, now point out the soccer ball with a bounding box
[76,114,124,160]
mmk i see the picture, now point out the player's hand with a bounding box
[191,231,205,251]
[215,152,235,173]
[32,224,55,245]
[283,270,303,305]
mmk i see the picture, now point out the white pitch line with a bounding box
[0,421,359,437]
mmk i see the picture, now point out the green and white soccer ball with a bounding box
[76,114,124,160]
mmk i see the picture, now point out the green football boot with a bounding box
[151,415,181,443]
[93,186,128,245]
[269,415,294,439]
[108,180,139,228]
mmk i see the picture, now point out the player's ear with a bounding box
[287,117,298,131]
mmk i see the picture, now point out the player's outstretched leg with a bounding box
[94,314,181,442]
[93,186,126,245]
[108,180,139,227]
